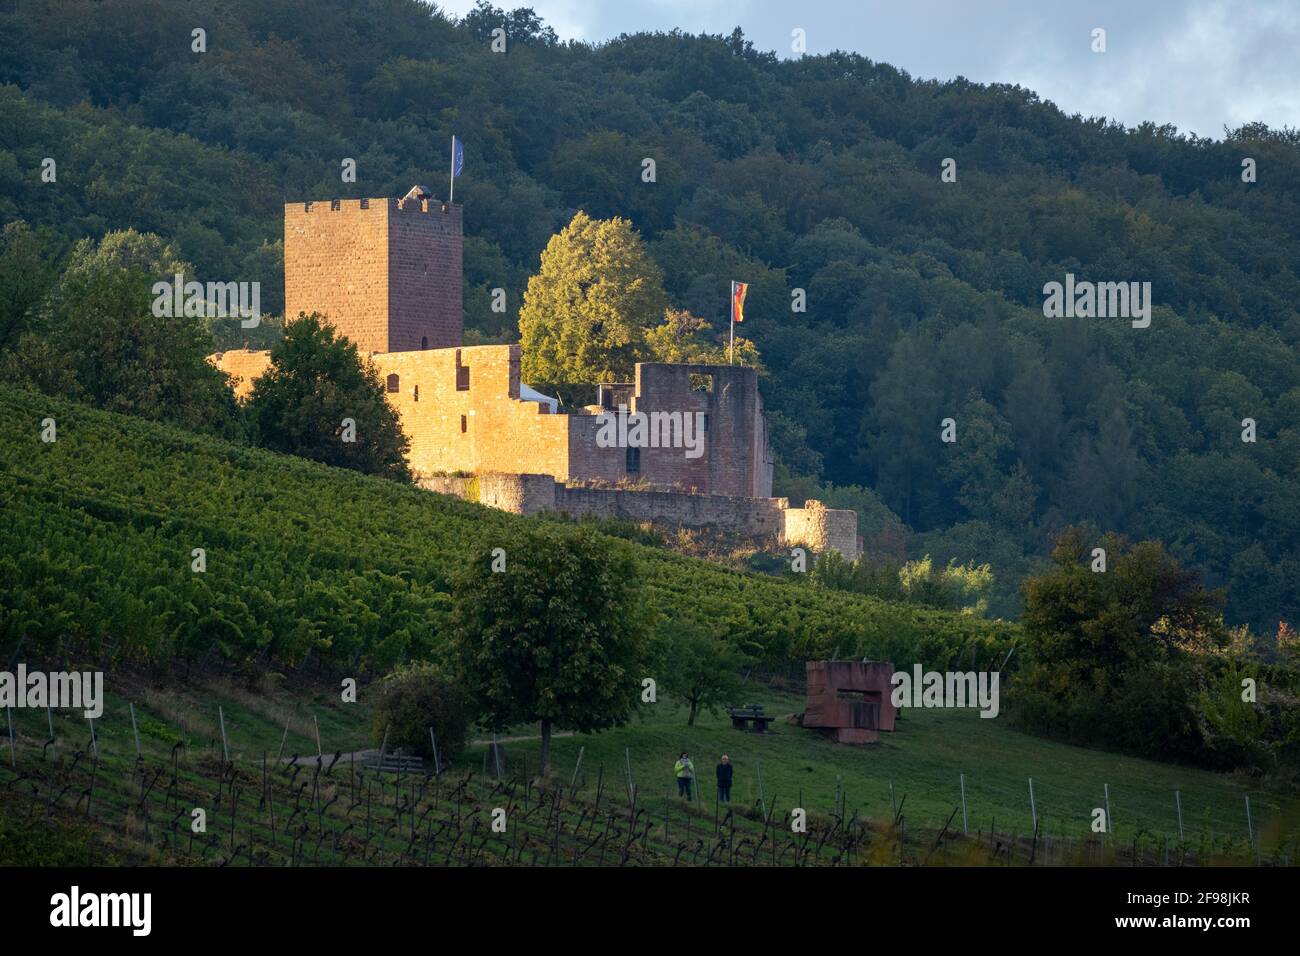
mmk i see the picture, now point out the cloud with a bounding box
[998,0,1300,137]
[432,0,1300,138]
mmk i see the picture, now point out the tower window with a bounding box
[626,447,641,474]
[413,385,419,402]
[386,373,400,393]
[460,415,467,433]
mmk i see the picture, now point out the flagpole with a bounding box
[449,135,456,204]
[729,282,735,365]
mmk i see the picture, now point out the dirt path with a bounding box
[279,730,573,764]
[473,730,574,745]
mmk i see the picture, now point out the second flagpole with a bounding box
[729,281,735,364]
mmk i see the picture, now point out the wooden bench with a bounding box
[727,704,775,733]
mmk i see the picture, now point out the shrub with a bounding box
[369,662,472,762]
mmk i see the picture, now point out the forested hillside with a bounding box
[2,0,1297,631]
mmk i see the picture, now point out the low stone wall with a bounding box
[554,484,787,537]
[420,474,476,499]
[417,472,860,559]
[783,500,860,560]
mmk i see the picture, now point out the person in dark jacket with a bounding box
[716,755,733,802]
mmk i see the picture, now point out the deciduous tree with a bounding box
[246,313,410,481]
[450,525,653,775]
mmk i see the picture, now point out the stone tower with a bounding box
[283,193,463,354]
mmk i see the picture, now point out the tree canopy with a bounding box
[1,0,1297,632]
[246,313,411,481]
[450,525,654,774]
[518,211,668,384]
[1010,528,1231,763]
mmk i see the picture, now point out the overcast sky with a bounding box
[436,0,1300,140]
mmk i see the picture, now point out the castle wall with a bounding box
[564,363,774,498]
[422,473,559,513]
[284,197,462,354]
[388,199,462,352]
[416,473,860,559]
[783,500,860,560]
[373,345,571,478]
[210,343,855,556]
[210,345,570,483]
[566,415,626,485]
[211,349,272,401]
[555,484,787,536]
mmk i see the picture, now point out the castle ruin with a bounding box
[211,191,860,559]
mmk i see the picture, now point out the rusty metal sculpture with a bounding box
[800,661,897,744]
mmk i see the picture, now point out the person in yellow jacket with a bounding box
[674,752,695,800]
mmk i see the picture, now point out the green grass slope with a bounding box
[3,674,1292,866]
[555,686,1296,857]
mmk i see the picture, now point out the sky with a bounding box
[435,0,1300,140]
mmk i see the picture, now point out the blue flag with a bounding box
[452,136,464,178]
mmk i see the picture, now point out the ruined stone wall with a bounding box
[566,415,627,485]
[417,472,787,536]
[415,473,859,558]
[564,363,774,498]
[481,473,558,513]
[284,197,462,355]
[783,500,861,560]
[374,345,571,478]
[211,349,272,401]
[420,474,476,500]
[554,484,787,536]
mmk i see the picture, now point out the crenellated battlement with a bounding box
[292,197,462,216]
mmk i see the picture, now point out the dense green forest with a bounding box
[1,0,1298,632]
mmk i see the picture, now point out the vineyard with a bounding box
[0,383,1015,676]
[3,383,1294,867]
[2,677,1291,868]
